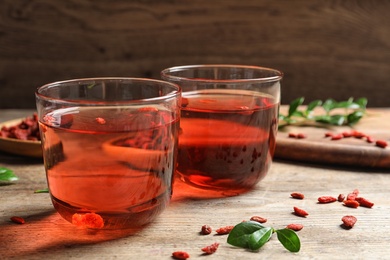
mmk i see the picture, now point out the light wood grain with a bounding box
[1,109,390,259]
[1,1,390,108]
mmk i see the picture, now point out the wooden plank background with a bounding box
[1,0,389,108]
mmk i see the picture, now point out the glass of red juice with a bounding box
[161,65,282,194]
[35,78,181,229]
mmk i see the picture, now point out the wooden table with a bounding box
[1,109,390,259]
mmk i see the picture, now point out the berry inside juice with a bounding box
[178,89,279,192]
[39,106,178,229]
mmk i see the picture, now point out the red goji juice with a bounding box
[177,90,278,192]
[39,107,179,229]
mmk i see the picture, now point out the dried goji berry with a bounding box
[95,117,106,125]
[376,140,388,148]
[341,215,357,229]
[356,197,374,208]
[72,212,104,229]
[215,225,234,235]
[346,193,357,201]
[293,206,309,217]
[324,132,334,138]
[352,131,366,139]
[10,216,25,224]
[200,225,212,235]
[297,133,306,139]
[291,192,305,200]
[343,200,360,208]
[366,136,375,143]
[317,196,337,204]
[286,223,303,231]
[201,242,219,254]
[342,131,353,138]
[337,194,345,202]
[288,133,297,138]
[352,189,359,195]
[331,134,343,140]
[172,251,190,260]
[250,216,267,223]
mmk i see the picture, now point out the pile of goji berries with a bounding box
[0,113,40,141]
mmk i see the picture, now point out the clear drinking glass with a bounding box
[161,65,282,194]
[35,78,181,229]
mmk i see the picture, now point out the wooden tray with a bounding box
[274,108,390,169]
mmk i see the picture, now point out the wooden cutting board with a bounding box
[274,108,390,169]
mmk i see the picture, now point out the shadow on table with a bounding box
[0,209,146,259]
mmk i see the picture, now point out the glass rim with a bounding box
[161,64,283,84]
[35,77,181,105]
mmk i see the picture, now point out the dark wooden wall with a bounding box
[1,0,389,108]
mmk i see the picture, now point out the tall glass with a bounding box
[161,65,282,194]
[35,78,181,229]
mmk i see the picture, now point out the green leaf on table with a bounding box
[306,100,322,112]
[248,226,273,250]
[227,221,266,248]
[0,167,18,183]
[356,97,368,108]
[347,111,364,125]
[322,98,337,112]
[329,114,346,125]
[288,97,305,117]
[276,228,301,252]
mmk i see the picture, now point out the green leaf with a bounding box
[355,98,368,108]
[288,97,304,117]
[307,100,322,112]
[347,111,364,125]
[276,228,301,252]
[227,221,266,248]
[0,167,18,183]
[248,227,273,250]
[314,115,331,124]
[329,115,346,125]
[322,98,337,112]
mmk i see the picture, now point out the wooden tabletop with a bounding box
[1,109,390,259]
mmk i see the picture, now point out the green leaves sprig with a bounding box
[0,167,18,185]
[279,97,367,128]
[227,221,300,253]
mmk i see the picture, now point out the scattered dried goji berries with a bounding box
[172,251,190,260]
[337,194,345,202]
[346,193,357,201]
[293,206,309,217]
[290,192,305,200]
[201,225,212,235]
[201,242,219,254]
[317,196,337,204]
[366,136,375,143]
[215,225,234,235]
[250,216,267,224]
[286,223,303,231]
[10,216,25,224]
[343,200,360,208]
[376,140,388,148]
[341,215,357,229]
[356,197,374,208]
[297,133,307,139]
